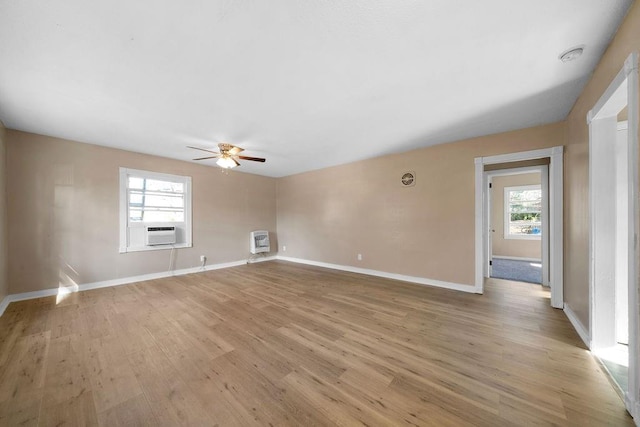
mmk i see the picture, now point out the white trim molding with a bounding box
[474,157,484,293]
[277,256,478,294]
[484,165,547,283]
[0,256,276,317]
[633,402,640,426]
[119,167,193,254]
[492,255,542,263]
[564,303,591,349]
[0,296,12,317]
[0,255,477,317]
[587,51,639,420]
[475,146,563,308]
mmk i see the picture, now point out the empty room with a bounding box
[0,1,639,425]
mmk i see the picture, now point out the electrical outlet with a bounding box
[200,255,206,263]
[357,253,362,261]
[282,245,286,252]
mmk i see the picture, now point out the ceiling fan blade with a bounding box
[193,155,220,160]
[233,158,241,167]
[228,146,244,155]
[237,156,266,162]
[188,146,220,155]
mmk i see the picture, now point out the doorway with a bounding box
[487,166,547,286]
[588,52,638,414]
[474,146,563,308]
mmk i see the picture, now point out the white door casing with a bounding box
[587,52,638,417]
[485,166,548,286]
[475,147,563,308]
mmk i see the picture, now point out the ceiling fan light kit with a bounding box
[216,156,239,169]
[188,143,265,169]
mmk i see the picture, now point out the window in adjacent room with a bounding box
[504,185,542,239]
[119,168,192,252]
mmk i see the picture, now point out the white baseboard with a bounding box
[564,303,591,349]
[624,395,640,423]
[0,254,479,316]
[276,256,478,294]
[0,295,11,318]
[0,255,277,317]
[492,255,542,262]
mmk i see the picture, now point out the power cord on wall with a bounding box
[168,245,176,274]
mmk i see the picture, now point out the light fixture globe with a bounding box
[216,156,238,169]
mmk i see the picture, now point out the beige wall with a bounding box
[0,122,7,303]
[6,130,277,294]
[277,122,564,287]
[491,173,542,260]
[2,2,637,329]
[564,1,640,329]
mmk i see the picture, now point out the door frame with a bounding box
[587,52,639,417]
[485,165,549,286]
[474,146,563,308]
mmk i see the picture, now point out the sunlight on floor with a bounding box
[533,284,551,299]
[596,344,629,368]
[595,344,629,393]
[56,269,79,305]
[56,286,72,304]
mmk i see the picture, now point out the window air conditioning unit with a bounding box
[146,226,176,246]
[250,230,270,254]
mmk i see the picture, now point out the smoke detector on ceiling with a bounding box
[401,171,416,187]
[559,46,584,62]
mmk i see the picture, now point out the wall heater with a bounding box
[250,230,270,254]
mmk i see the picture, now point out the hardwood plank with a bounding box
[0,331,50,404]
[42,335,92,408]
[39,390,98,427]
[97,394,158,427]
[0,393,41,427]
[128,345,216,425]
[283,365,397,426]
[0,260,633,425]
[84,335,144,414]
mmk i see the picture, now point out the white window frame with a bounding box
[119,167,192,253]
[504,184,542,240]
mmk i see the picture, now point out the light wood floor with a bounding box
[0,260,633,426]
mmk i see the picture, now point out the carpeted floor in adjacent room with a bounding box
[491,258,542,284]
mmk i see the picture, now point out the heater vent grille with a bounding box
[250,230,270,254]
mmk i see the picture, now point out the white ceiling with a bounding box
[0,1,633,177]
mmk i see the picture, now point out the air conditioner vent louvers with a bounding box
[145,226,176,246]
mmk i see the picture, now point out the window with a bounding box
[128,176,185,223]
[119,168,192,252]
[504,185,542,239]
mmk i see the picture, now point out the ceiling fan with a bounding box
[188,143,266,169]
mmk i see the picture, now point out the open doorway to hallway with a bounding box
[597,120,631,394]
[488,168,544,285]
[588,52,638,415]
[474,146,563,309]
